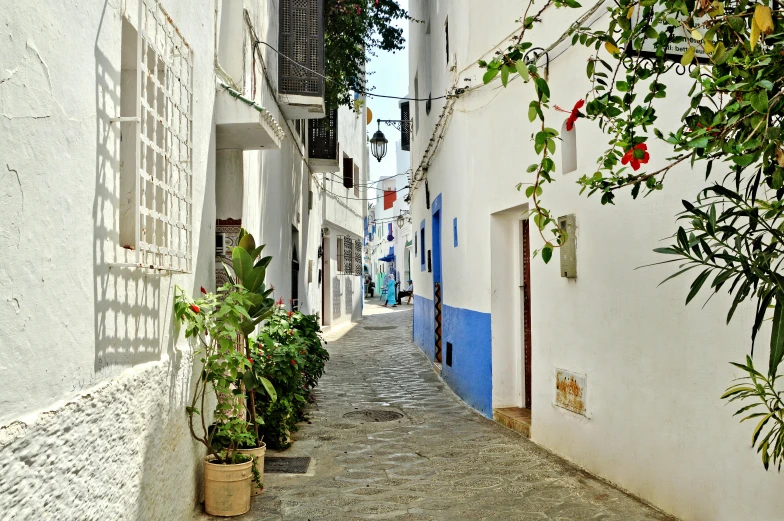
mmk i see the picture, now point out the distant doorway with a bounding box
[521,219,532,409]
[432,209,443,364]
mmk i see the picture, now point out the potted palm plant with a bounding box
[221,230,277,495]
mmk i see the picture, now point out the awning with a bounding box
[405,240,412,247]
[379,254,395,262]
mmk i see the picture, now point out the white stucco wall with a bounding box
[408,1,784,519]
[0,1,216,519]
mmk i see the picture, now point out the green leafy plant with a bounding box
[480,0,784,468]
[324,0,414,108]
[176,284,261,464]
[253,302,328,449]
[222,229,276,447]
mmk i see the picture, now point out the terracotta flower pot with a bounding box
[237,443,266,496]
[203,456,252,517]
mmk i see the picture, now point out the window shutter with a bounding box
[354,239,362,275]
[343,157,354,189]
[278,0,324,96]
[401,102,410,151]
[336,237,343,273]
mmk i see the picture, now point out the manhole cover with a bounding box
[264,456,311,474]
[343,410,404,422]
[364,326,398,330]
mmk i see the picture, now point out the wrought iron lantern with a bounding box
[370,118,411,162]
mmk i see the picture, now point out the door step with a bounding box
[493,407,531,438]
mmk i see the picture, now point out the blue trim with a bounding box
[413,296,493,419]
[453,218,458,247]
[431,193,442,215]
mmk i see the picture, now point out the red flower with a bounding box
[200,286,207,294]
[301,351,306,355]
[277,297,285,306]
[291,359,297,366]
[247,357,253,364]
[621,143,650,171]
[554,99,585,132]
[267,355,272,359]
[190,304,200,313]
[287,311,294,318]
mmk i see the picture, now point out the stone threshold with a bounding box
[493,407,532,438]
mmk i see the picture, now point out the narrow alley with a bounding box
[197,302,675,521]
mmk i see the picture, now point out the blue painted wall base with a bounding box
[413,295,493,418]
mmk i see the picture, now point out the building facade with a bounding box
[0,0,367,519]
[407,1,784,520]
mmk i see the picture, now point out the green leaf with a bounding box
[528,103,537,122]
[681,46,696,66]
[516,60,530,81]
[752,412,774,447]
[541,244,553,264]
[769,293,784,377]
[259,376,277,402]
[238,233,256,252]
[535,78,550,100]
[232,246,253,284]
[483,68,499,84]
[500,65,510,87]
[686,269,711,305]
[750,90,769,114]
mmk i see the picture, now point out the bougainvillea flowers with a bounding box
[190,304,200,313]
[621,143,650,171]
[554,99,585,131]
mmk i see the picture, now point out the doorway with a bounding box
[292,227,299,311]
[521,219,532,409]
[490,207,532,437]
[432,209,443,364]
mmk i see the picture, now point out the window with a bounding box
[420,222,426,270]
[401,102,410,151]
[336,236,344,273]
[414,231,417,256]
[353,163,359,197]
[343,235,353,274]
[354,239,362,276]
[279,0,324,97]
[343,157,354,189]
[444,17,449,65]
[120,0,193,272]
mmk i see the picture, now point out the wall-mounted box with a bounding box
[554,368,587,416]
[559,214,576,278]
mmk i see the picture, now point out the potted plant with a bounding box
[221,230,277,495]
[176,283,273,516]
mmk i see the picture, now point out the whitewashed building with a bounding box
[407,1,784,520]
[0,0,367,519]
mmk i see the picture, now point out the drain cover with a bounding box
[264,456,311,474]
[343,410,404,422]
[364,326,398,331]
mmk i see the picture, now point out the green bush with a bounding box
[251,301,328,449]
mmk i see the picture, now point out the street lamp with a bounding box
[370,118,412,162]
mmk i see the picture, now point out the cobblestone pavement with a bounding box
[197,302,676,521]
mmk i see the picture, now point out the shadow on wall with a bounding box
[90,5,211,517]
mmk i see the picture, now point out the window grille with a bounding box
[401,102,410,151]
[308,108,338,160]
[124,0,193,272]
[354,239,362,276]
[343,235,353,274]
[279,0,324,97]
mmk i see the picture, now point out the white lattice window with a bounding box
[119,0,193,272]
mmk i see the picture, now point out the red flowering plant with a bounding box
[251,304,327,449]
[174,283,270,465]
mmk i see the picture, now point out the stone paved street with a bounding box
[196,302,676,521]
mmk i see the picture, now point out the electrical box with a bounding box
[559,214,577,278]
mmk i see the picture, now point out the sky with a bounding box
[365,0,410,186]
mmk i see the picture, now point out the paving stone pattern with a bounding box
[196,303,676,521]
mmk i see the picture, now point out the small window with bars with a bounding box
[354,239,362,276]
[336,236,344,274]
[119,0,193,272]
